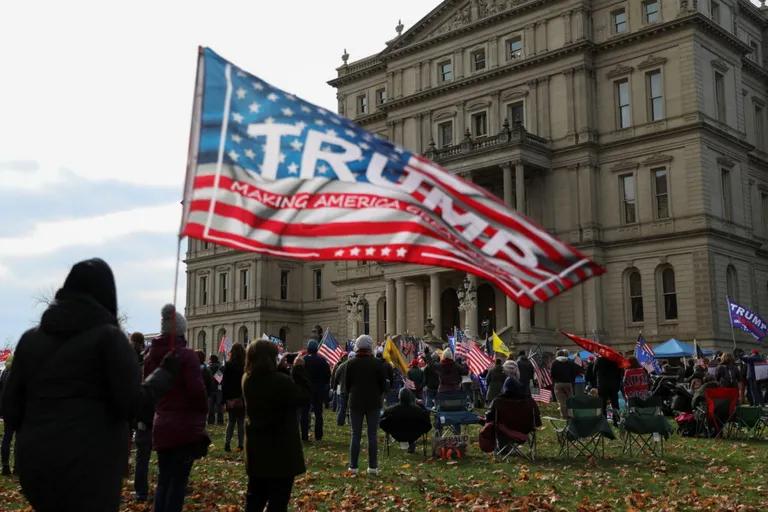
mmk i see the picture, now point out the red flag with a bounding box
[561,331,630,369]
[0,349,10,363]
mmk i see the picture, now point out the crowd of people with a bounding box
[1,257,767,511]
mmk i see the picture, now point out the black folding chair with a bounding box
[431,390,481,438]
[620,397,671,458]
[552,396,615,458]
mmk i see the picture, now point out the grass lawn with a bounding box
[2,403,768,511]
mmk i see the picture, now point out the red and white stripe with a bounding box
[529,356,552,388]
[532,388,552,404]
[466,343,494,377]
[318,344,344,368]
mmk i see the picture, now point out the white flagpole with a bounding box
[726,296,737,351]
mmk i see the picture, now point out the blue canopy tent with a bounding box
[654,338,715,358]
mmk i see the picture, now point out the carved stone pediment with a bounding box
[711,59,729,73]
[610,160,639,172]
[433,109,457,121]
[501,89,529,101]
[606,64,634,79]
[428,0,522,39]
[642,154,674,166]
[466,99,492,111]
[637,55,668,70]
[716,156,736,168]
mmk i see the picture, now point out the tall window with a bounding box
[471,49,486,71]
[726,265,738,300]
[653,168,670,219]
[620,174,637,224]
[714,72,726,122]
[238,325,249,344]
[644,0,660,23]
[721,169,732,221]
[197,331,207,353]
[710,1,720,24]
[357,94,368,115]
[507,101,524,126]
[471,111,487,136]
[646,70,664,121]
[280,270,289,300]
[438,60,453,82]
[613,9,627,34]
[661,267,678,320]
[616,79,631,129]
[438,120,453,147]
[628,270,644,323]
[313,268,322,300]
[375,88,386,106]
[506,36,523,60]
[750,41,759,62]
[756,105,764,148]
[218,272,228,303]
[362,301,370,335]
[199,275,208,306]
[239,268,249,300]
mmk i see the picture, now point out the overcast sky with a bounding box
[0,0,430,345]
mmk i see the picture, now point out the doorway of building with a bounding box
[440,288,460,339]
[477,283,495,339]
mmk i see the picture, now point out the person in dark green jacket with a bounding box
[345,335,387,474]
[243,340,310,512]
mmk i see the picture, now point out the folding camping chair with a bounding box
[619,397,672,457]
[551,396,615,458]
[431,390,482,438]
[703,387,739,438]
[492,397,540,462]
[384,431,430,458]
[726,406,767,440]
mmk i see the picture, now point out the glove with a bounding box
[160,351,182,376]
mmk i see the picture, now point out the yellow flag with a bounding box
[492,331,511,357]
[383,336,409,375]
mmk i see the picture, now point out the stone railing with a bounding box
[424,120,549,162]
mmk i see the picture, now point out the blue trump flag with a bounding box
[635,334,662,374]
[728,297,768,342]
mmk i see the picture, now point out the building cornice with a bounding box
[738,0,768,28]
[742,58,768,82]
[328,59,386,88]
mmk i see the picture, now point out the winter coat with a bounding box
[550,356,581,385]
[144,335,207,452]
[2,290,140,512]
[221,361,245,402]
[332,359,350,395]
[244,364,311,478]
[209,361,223,391]
[715,363,740,389]
[424,361,440,391]
[584,361,597,388]
[406,367,425,393]
[380,403,432,443]
[200,364,214,396]
[595,357,623,392]
[438,359,463,392]
[516,357,534,389]
[345,350,387,412]
[304,353,331,395]
[485,364,506,402]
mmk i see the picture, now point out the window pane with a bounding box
[473,50,486,70]
[715,73,725,121]
[629,272,642,296]
[662,268,675,294]
[617,80,631,128]
[507,37,522,59]
[439,122,453,147]
[721,169,731,221]
[622,175,635,201]
[645,1,659,23]
[472,112,487,136]
[614,10,627,33]
[507,101,524,125]
[440,61,453,81]
[664,294,678,320]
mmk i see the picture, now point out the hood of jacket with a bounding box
[40,290,117,338]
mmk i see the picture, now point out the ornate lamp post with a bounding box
[456,275,477,339]
[345,292,365,339]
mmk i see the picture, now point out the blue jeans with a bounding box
[336,394,348,426]
[349,409,379,470]
[154,445,196,512]
[208,390,224,424]
[134,426,152,499]
[425,389,437,409]
[301,391,325,441]
[225,409,244,449]
[1,421,14,470]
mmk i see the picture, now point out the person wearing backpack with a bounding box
[715,353,740,389]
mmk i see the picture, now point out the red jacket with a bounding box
[144,335,207,451]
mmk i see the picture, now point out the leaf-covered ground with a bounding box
[2,403,768,511]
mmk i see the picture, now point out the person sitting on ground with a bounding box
[379,388,431,454]
[485,359,506,403]
[437,349,462,393]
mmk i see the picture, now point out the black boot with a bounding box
[1,465,10,476]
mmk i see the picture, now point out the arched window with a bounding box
[216,328,227,353]
[197,330,207,354]
[362,301,370,335]
[726,265,738,300]
[627,269,643,323]
[661,267,678,320]
[278,327,287,344]
[238,325,249,345]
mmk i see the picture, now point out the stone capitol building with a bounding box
[184,0,768,354]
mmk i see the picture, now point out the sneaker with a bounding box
[367,467,379,475]
[347,467,358,474]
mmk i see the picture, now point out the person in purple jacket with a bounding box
[143,305,208,512]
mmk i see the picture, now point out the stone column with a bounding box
[385,279,396,335]
[502,163,520,332]
[350,311,359,339]
[516,162,532,333]
[430,273,442,339]
[395,278,406,335]
[466,274,479,338]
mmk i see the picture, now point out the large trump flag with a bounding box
[180,48,604,307]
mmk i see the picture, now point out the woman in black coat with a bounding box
[222,343,246,451]
[1,259,141,512]
[243,340,311,512]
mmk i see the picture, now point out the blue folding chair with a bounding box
[431,390,482,437]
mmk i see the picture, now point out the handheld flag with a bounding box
[528,352,552,388]
[318,328,345,367]
[0,349,10,364]
[491,331,511,357]
[180,48,604,309]
[727,297,768,341]
[466,342,494,376]
[561,331,630,369]
[693,339,705,363]
[383,336,409,375]
[634,334,662,374]
[218,335,232,355]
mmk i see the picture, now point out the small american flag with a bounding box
[317,328,345,367]
[529,352,552,388]
[180,48,604,311]
[532,388,552,404]
[466,342,493,376]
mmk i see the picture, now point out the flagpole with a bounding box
[726,296,737,351]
